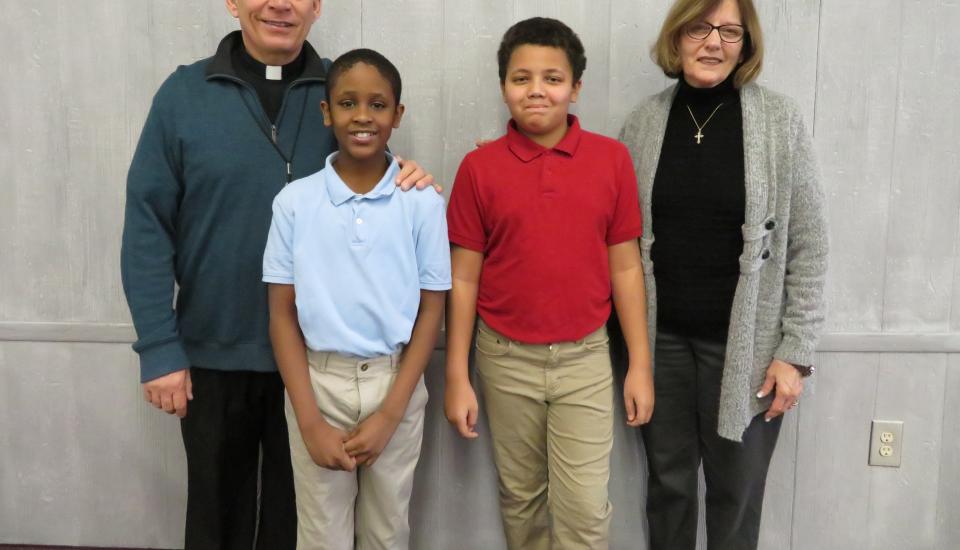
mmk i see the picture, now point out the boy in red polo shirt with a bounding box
[444,17,654,550]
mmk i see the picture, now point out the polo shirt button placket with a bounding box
[351,199,365,244]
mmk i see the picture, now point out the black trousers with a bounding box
[642,331,782,550]
[180,368,296,550]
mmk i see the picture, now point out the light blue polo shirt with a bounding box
[262,152,451,358]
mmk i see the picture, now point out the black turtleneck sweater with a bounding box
[651,75,745,342]
[231,42,307,123]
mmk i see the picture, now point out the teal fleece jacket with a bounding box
[121,32,335,383]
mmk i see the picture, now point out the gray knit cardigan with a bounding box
[619,83,829,441]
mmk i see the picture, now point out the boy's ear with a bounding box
[320,100,333,127]
[570,80,583,103]
[392,103,405,129]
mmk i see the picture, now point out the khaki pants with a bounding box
[474,319,614,550]
[286,350,428,550]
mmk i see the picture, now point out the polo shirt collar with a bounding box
[506,115,583,162]
[324,152,400,206]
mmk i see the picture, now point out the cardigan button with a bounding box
[765,220,776,230]
[761,250,770,260]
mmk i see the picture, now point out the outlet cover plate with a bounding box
[869,420,904,467]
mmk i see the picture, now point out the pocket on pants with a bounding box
[583,332,610,353]
[475,326,511,357]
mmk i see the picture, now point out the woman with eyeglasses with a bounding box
[618,0,828,548]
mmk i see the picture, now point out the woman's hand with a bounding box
[758,358,803,421]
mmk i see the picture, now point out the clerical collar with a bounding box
[233,43,306,82]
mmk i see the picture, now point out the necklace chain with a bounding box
[686,103,724,145]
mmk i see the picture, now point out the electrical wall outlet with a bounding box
[869,420,904,467]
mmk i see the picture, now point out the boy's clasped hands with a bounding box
[301,410,403,472]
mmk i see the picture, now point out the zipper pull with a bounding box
[286,162,292,183]
[271,125,278,143]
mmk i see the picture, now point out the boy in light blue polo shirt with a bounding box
[262,48,449,550]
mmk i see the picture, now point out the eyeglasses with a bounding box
[685,22,746,43]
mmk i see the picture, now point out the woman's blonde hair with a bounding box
[651,0,763,88]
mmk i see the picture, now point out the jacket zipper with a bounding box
[211,74,322,184]
[270,125,292,182]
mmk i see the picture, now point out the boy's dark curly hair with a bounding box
[497,17,587,84]
[326,48,402,105]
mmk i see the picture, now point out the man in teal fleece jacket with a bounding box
[121,1,433,547]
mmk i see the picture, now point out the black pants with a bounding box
[180,368,296,550]
[642,331,782,550]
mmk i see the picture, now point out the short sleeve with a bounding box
[446,155,487,252]
[606,145,643,245]
[262,193,296,284]
[415,194,452,291]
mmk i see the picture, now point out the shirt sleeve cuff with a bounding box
[449,233,485,252]
[263,274,295,284]
[606,229,643,246]
[774,336,816,368]
[421,281,452,291]
[138,339,191,383]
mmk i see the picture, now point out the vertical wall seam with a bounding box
[879,2,908,332]
[865,352,882,546]
[811,0,823,138]
[933,355,952,548]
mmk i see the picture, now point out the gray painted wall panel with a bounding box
[869,353,946,550]
[754,0,820,125]
[0,342,186,548]
[936,355,960,549]
[791,353,877,550]
[436,1,515,193]
[3,0,960,548]
[606,0,672,134]
[881,1,960,332]
[814,0,901,332]
[360,0,444,178]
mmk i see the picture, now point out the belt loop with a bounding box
[320,351,330,372]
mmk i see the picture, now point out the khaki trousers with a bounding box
[474,319,614,550]
[286,350,428,550]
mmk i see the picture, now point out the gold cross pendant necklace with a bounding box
[686,103,724,144]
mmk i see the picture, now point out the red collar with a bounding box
[506,115,583,162]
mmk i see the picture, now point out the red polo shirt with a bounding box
[447,116,642,343]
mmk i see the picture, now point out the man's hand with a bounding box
[142,368,193,418]
[444,377,479,439]
[301,420,356,471]
[623,365,654,427]
[758,358,804,421]
[344,411,401,467]
[394,155,442,192]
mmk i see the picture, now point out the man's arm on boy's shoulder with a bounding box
[444,246,484,439]
[268,283,355,472]
[393,155,442,193]
[609,240,654,427]
[344,289,446,466]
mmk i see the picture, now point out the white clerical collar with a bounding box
[265,65,282,80]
